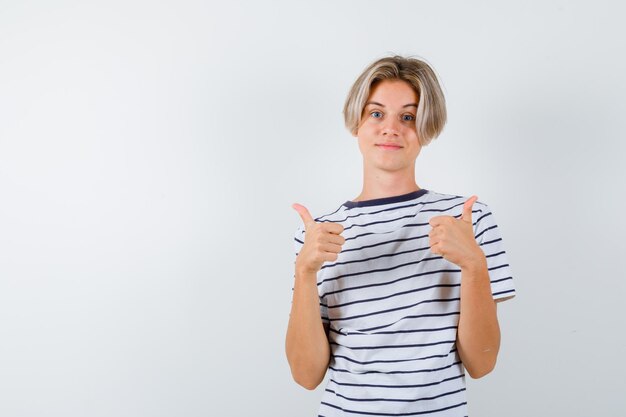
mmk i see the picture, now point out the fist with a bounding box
[292,203,346,275]
[428,195,485,269]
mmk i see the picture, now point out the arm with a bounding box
[285,269,331,390]
[456,257,501,379]
[286,203,344,390]
[428,196,508,379]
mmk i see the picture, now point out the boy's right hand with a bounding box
[292,203,346,275]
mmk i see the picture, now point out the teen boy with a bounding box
[286,55,515,416]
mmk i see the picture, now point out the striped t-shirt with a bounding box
[292,188,516,417]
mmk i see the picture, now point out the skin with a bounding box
[286,204,343,389]
[351,79,424,201]
[286,79,503,390]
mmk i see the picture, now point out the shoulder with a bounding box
[425,189,490,215]
[312,203,349,225]
[317,204,346,220]
[293,202,347,238]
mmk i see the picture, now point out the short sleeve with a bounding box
[473,203,516,302]
[292,226,330,324]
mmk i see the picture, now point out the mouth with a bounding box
[376,144,403,150]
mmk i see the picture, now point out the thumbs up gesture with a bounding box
[428,195,485,270]
[292,203,346,275]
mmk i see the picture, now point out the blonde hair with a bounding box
[343,55,447,146]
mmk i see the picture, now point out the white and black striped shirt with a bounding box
[292,189,516,417]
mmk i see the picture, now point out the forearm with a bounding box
[456,257,500,378]
[285,269,330,390]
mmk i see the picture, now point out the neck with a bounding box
[354,163,420,202]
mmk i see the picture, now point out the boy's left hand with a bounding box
[428,195,486,270]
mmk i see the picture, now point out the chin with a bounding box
[373,162,408,172]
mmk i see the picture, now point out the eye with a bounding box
[402,114,415,122]
[370,111,383,119]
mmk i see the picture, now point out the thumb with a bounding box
[292,203,315,228]
[461,195,478,223]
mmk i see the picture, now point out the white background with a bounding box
[1,1,625,416]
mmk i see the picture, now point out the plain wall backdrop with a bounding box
[1,1,625,416]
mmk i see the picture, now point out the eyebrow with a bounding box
[365,101,418,108]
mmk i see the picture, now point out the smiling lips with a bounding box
[376,143,403,150]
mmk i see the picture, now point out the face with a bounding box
[353,79,421,174]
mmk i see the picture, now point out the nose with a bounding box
[382,117,401,136]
